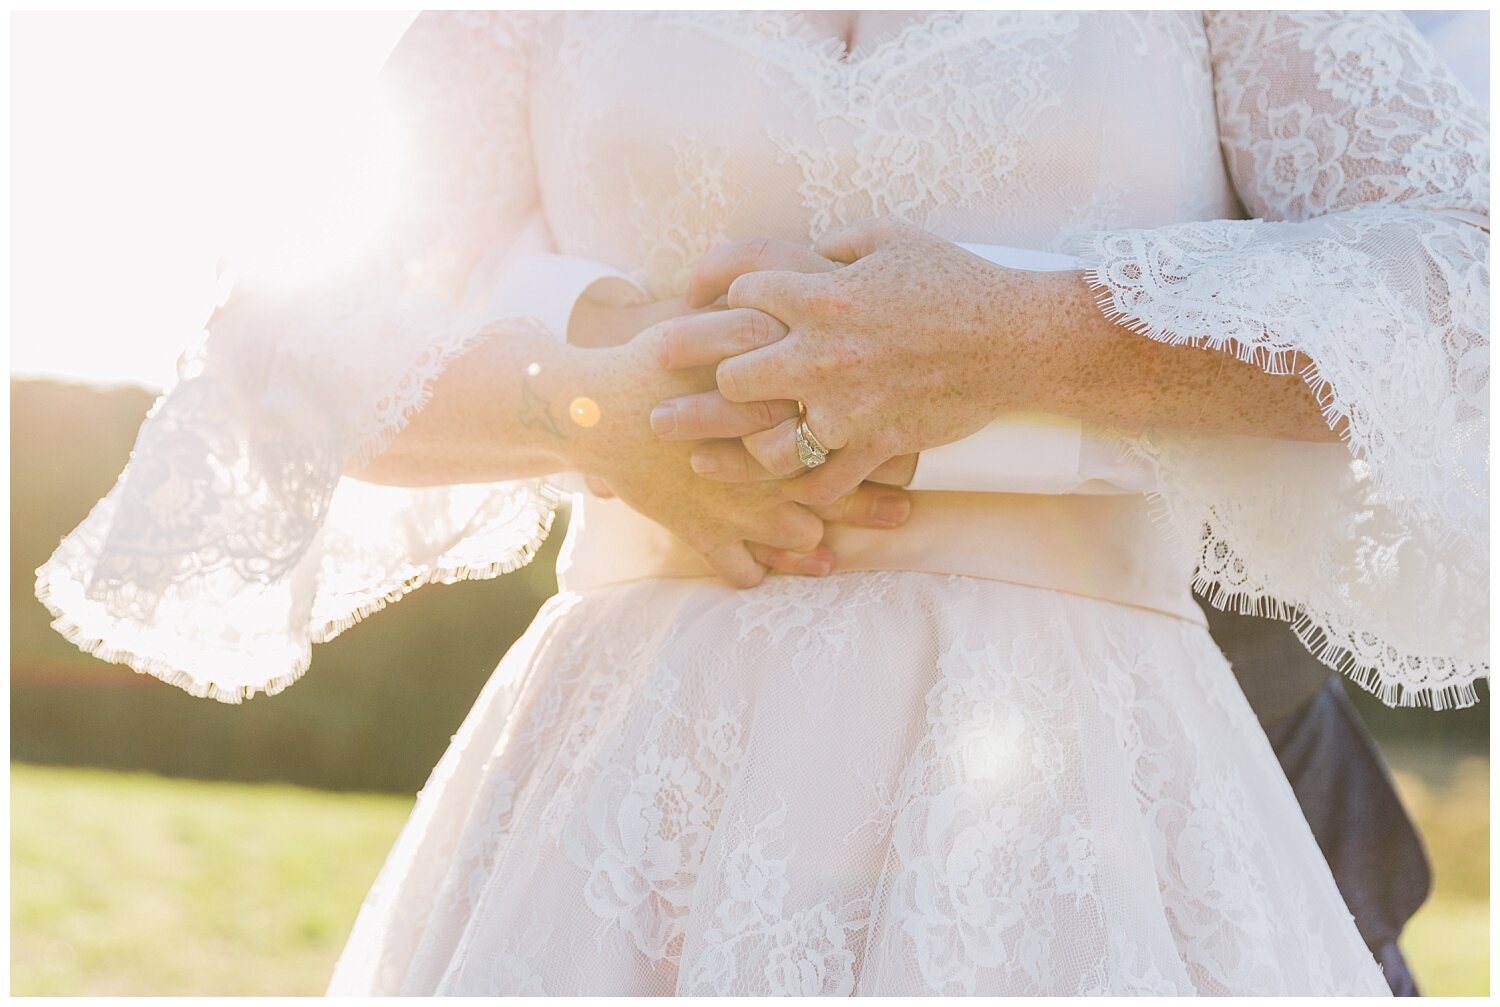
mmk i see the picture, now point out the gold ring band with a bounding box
[794,401,829,469]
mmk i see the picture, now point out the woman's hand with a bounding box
[566,260,915,580]
[649,236,922,488]
[350,245,918,587]
[657,219,1016,505]
[659,216,1344,506]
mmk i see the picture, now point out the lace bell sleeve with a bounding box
[1081,11,1489,708]
[35,12,561,703]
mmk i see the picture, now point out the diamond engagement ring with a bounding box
[795,401,829,469]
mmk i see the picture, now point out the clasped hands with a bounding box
[600,217,1020,587]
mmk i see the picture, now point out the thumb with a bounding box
[814,217,909,264]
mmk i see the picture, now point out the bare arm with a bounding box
[988,265,1341,441]
[650,225,1340,501]
[346,327,581,487]
[349,293,914,584]
[661,11,1487,513]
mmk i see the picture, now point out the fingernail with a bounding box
[690,452,719,474]
[800,555,833,576]
[872,494,911,527]
[650,404,676,435]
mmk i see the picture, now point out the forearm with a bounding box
[347,327,608,487]
[1006,269,1342,442]
[346,308,730,490]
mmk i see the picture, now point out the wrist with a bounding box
[990,268,1075,415]
[549,340,654,477]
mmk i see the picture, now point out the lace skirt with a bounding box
[325,570,1390,995]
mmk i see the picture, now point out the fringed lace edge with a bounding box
[1078,241,1356,439]
[32,495,555,705]
[309,490,558,644]
[33,559,309,705]
[1099,358,1486,712]
[1086,253,1494,708]
[1077,234,1476,557]
[31,306,563,704]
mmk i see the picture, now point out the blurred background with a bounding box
[10,10,1490,997]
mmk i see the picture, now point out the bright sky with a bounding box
[11,12,416,390]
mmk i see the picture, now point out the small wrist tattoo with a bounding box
[519,380,568,440]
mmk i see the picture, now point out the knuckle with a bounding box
[743,437,773,473]
[750,399,776,429]
[778,508,823,551]
[743,310,770,350]
[657,324,681,365]
[788,527,822,553]
[760,442,798,478]
[814,414,849,452]
[716,360,742,401]
[681,395,708,435]
[719,557,760,589]
[801,515,827,550]
[726,273,754,308]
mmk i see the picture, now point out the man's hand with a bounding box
[569,323,912,587]
[657,218,1020,506]
[569,292,709,349]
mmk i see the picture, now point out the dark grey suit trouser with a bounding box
[1205,602,1430,997]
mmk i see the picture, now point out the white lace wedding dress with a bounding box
[36,11,1487,996]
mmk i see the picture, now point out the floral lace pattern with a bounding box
[683,802,867,995]
[750,11,1081,240]
[733,570,899,695]
[1084,11,1489,708]
[563,746,717,959]
[42,9,1480,707]
[327,574,1390,995]
[624,135,741,300]
[35,10,1478,991]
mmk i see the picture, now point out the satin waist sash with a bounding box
[555,490,1207,628]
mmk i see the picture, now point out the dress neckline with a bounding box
[783,10,954,74]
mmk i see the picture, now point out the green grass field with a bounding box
[11,765,412,996]
[11,757,1489,995]
[1390,752,1490,997]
